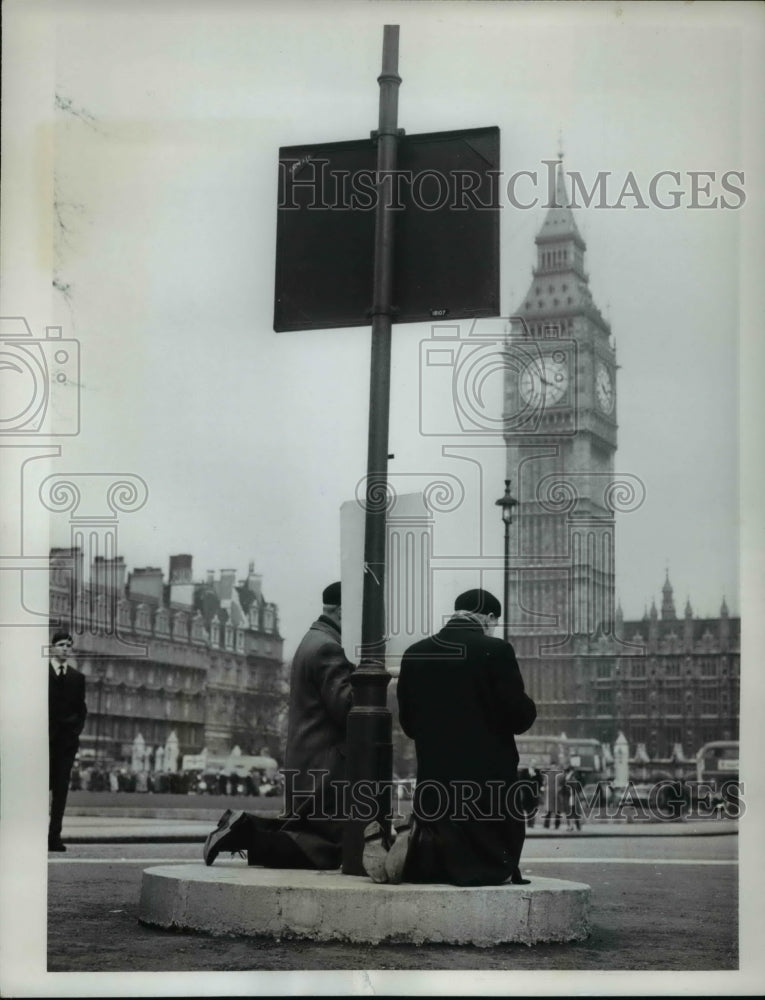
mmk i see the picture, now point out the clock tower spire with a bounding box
[505,159,618,651]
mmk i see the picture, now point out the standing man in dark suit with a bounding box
[365,588,537,886]
[48,629,87,852]
[203,581,355,868]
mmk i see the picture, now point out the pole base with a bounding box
[139,864,590,946]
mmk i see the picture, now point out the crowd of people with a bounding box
[63,764,283,797]
[517,762,587,832]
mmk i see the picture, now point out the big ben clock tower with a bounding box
[505,161,618,656]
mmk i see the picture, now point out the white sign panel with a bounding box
[340,491,432,675]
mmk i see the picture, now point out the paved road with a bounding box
[47,832,738,973]
[60,790,738,841]
[60,814,737,842]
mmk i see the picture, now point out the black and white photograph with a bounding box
[1,0,763,996]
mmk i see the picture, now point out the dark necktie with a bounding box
[58,665,65,678]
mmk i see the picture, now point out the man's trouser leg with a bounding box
[49,750,74,842]
[244,814,342,869]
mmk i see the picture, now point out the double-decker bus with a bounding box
[516,734,607,782]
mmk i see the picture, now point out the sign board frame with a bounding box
[274,126,500,332]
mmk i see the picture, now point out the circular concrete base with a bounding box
[139,863,590,946]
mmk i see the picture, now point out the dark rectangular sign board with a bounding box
[274,126,500,332]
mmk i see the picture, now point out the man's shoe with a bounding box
[362,821,410,884]
[510,866,531,885]
[48,839,66,853]
[362,820,393,883]
[383,824,410,885]
[203,810,247,866]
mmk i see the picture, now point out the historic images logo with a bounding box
[0,315,149,654]
[279,158,746,212]
[0,318,80,436]
[280,772,745,823]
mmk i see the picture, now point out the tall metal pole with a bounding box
[342,24,401,875]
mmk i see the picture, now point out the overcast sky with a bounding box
[2,2,764,996]
[21,0,752,661]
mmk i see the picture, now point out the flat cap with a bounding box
[454,588,501,619]
[322,581,342,606]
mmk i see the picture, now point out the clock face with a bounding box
[519,354,569,407]
[596,362,614,414]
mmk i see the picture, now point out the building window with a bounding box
[700,688,718,715]
[595,689,612,712]
[665,661,680,678]
[136,605,152,631]
[665,688,682,714]
[632,662,646,678]
[701,659,718,677]
[597,661,612,679]
[632,689,647,709]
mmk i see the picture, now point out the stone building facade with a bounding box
[610,581,739,758]
[49,547,286,766]
[518,575,739,760]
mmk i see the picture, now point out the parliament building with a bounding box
[503,162,740,762]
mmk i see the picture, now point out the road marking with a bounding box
[48,858,204,864]
[47,857,737,866]
[527,858,736,866]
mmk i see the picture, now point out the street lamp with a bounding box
[494,478,517,643]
